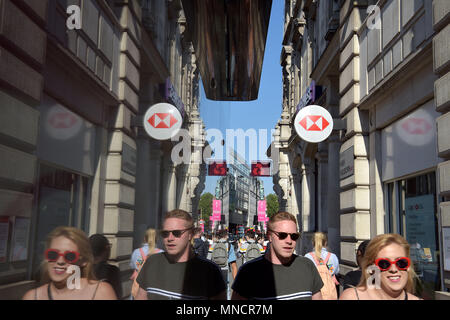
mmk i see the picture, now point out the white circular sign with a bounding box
[143,103,183,140]
[395,108,434,147]
[294,105,333,143]
[46,105,82,140]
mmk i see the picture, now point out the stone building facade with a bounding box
[272,0,450,299]
[0,0,206,299]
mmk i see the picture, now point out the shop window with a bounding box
[31,164,90,281]
[386,172,441,299]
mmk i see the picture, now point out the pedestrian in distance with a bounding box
[134,209,227,300]
[89,234,122,299]
[193,226,209,259]
[340,233,421,300]
[341,240,370,290]
[238,229,263,264]
[304,232,340,299]
[210,229,238,284]
[130,228,163,279]
[129,227,163,299]
[231,212,324,300]
[23,226,117,300]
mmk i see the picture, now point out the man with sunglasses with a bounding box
[134,209,226,300]
[231,212,324,300]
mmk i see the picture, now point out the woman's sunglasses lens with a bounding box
[396,258,409,269]
[64,252,77,263]
[377,259,392,270]
[46,250,59,261]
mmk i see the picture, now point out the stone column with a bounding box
[326,133,341,256]
[338,0,370,270]
[316,144,328,232]
[433,0,450,298]
[301,159,315,232]
[134,127,150,249]
[290,170,301,218]
[148,141,163,229]
[103,1,142,298]
[162,157,177,214]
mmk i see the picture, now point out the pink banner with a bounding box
[257,200,267,222]
[212,200,221,221]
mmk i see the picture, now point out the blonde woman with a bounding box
[304,232,340,299]
[130,228,163,280]
[340,233,421,300]
[305,232,340,277]
[23,226,117,300]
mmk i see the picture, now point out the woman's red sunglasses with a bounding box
[374,257,411,271]
[45,249,80,264]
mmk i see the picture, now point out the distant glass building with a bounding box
[215,149,264,233]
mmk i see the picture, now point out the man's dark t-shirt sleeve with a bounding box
[208,262,227,297]
[231,262,251,298]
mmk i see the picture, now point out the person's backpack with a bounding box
[130,248,147,298]
[309,252,338,300]
[245,242,261,262]
[211,241,228,268]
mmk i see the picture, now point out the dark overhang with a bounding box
[182,0,272,101]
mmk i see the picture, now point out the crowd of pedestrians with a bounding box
[23,209,423,301]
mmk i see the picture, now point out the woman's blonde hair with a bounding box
[312,232,328,259]
[144,228,157,254]
[358,233,417,293]
[41,226,96,284]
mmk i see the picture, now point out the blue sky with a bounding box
[199,1,284,197]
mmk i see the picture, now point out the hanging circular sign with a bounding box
[294,105,334,143]
[143,103,183,140]
[46,105,82,140]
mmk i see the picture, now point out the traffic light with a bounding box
[251,161,271,176]
[208,161,227,176]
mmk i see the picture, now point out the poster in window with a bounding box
[443,227,450,272]
[405,194,436,262]
[10,217,30,262]
[0,216,10,263]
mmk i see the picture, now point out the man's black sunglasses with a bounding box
[269,229,300,241]
[160,228,192,238]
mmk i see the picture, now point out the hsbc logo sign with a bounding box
[299,115,330,132]
[294,105,333,143]
[143,103,183,140]
[395,108,434,147]
[148,113,178,129]
[400,118,432,135]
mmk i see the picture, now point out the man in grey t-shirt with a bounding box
[135,209,226,300]
[231,212,323,300]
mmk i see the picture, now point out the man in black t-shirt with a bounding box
[135,209,226,300]
[232,212,323,300]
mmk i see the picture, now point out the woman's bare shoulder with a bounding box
[93,280,117,300]
[22,284,47,300]
[339,287,359,300]
[407,293,422,300]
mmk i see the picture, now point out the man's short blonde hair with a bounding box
[163,209,194,229]
[268,211,298,231]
